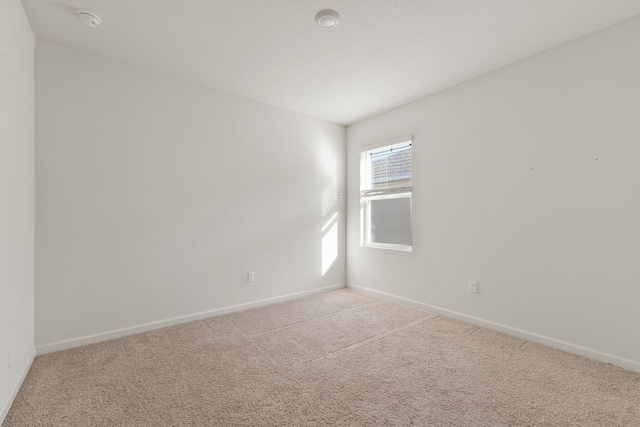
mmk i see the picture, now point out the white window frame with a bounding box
[360,136,412,252]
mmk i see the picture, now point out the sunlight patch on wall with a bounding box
[322,221,338,276]
[321,178,339,276]
[322,178,338,217]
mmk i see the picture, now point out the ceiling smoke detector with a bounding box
[315,9,340,29]
[77,10,102,28]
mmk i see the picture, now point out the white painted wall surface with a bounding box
[0,0,35,420]
[35,40,346,348]
[347,16,640,363]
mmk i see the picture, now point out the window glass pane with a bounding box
[369,143,411,189]
[369,197,411,246]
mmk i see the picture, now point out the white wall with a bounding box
[347,16,640,365]
[35,40,346,348]
[0,0,35,420]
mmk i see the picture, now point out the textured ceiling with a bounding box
[21,0,640,125]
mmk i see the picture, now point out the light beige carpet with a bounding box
[4,289,640,426]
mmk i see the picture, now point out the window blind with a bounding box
[361,142,411,196]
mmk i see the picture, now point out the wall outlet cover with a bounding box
[468,281,478,293]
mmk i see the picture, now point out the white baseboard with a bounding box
[37,284,346,355]
[0,347,36,425]
[347,283,640,373]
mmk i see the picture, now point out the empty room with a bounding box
[2,0,640,425]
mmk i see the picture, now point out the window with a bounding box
[360,136,412,251]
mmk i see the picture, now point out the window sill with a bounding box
[362,243,412,252]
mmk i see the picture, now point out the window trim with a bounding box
[360,135,413,152]
[360,136,413,252]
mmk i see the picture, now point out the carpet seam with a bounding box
[297,314,438,368]
[243,299,382,339]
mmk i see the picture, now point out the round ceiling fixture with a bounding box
[76,10,102,28]
[315,9,340,29]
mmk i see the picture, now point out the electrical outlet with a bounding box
[468,281,478,293]
[247,272,255,283]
